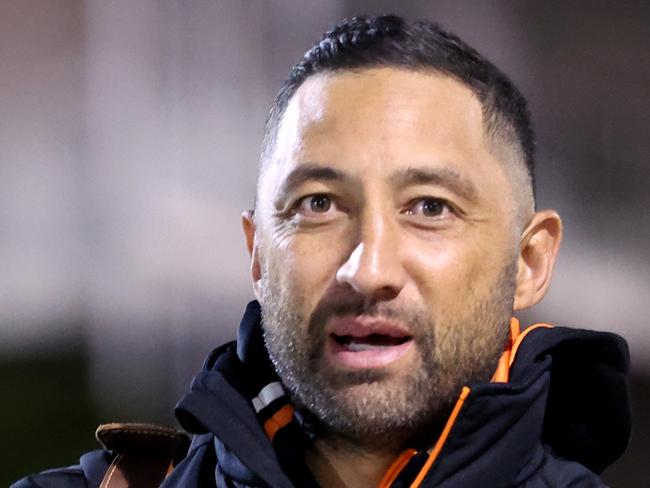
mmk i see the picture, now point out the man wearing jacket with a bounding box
[14,15,629,488]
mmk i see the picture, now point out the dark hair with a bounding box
[261,14,535,196]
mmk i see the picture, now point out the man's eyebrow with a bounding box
[390,166,478,201]
[279,164,349,197]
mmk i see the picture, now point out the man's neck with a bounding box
[305,436,401,488]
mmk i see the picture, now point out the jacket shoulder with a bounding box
[10,450,111,488]
[11,469,85,488]
[520,445,609,487]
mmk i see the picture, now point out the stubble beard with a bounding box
[259,260,517,449]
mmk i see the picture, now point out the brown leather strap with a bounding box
[96,423,190,488]
[100,453,171,488]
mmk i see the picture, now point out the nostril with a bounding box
[372,285,400,301]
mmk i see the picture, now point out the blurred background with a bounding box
[1,0,648,485]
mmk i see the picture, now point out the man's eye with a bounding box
[407,198,452,218]
[296,194,333,215]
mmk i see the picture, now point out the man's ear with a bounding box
[242,210,262,297]
[513,209,563,310]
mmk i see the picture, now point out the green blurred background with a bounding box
[1,353,102,486]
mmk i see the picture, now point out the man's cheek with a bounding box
[407,242,471,298]
[286,239,342,283]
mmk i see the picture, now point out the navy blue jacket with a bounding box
[13,301,630,487]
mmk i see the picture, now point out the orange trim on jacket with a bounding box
[508,323,553,368]
[409,386,471,488]
[491,317,521,383]
[378,449,418,488]
[492,320,554,383]
[263,404,295,441]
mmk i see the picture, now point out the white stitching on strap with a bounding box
[100,453,124,488]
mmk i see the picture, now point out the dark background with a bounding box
[1,1,648,486]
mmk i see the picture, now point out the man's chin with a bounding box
[320,366,392,389]
[312,385,439,449]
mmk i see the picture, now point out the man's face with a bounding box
[250,68,522,446]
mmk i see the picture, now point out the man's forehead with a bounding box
[267,68,496,182]
[273,67,487,162]
[282,67,482,132]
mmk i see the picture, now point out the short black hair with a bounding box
[261,15,536,198]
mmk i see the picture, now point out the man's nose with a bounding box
[335,213,407,301]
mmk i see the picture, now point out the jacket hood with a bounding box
[509,324,630,474]
[174,301,630,486]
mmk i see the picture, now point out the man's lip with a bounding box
[324,315,414,369]
[326,316,412,338]
[326,336,414,369]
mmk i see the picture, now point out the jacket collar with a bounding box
[175,301,295,488]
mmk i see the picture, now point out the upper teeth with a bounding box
[346,341,387,351]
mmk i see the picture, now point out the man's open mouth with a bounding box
[326,317,415,369]
[331,333,411,351]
